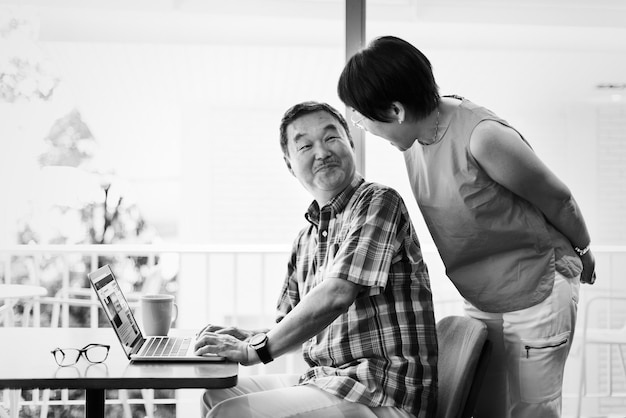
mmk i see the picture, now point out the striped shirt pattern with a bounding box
[276,175,438,418]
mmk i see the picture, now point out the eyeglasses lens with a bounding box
[53,348,81,367]
[85,345,109,363]
[351,113,366,130]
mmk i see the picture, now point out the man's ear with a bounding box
[283,155,295,176]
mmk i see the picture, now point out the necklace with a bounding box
[417,108,440,145]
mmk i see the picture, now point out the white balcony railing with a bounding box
[0,243,466,329]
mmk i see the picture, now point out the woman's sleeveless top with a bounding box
[404,97,582,312]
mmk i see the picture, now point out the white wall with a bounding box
[3,2,626,249]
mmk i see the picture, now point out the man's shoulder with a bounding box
[291,222,316,249]
[359,179,401,195]
[354,180,403,204]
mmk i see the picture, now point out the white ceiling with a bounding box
[2,0,626,46]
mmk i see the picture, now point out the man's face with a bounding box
[284,111,356,204]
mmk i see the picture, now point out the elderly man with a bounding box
[194,101,438,418]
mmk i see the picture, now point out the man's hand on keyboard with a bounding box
[194,332,252,365]
[196,324,255,341]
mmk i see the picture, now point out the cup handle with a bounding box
[171,302,179,323]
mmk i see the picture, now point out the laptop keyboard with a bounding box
[143,337,192,357]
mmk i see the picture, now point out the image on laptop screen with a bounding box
[90,266,142,358]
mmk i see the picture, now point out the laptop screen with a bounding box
[88,265,143,358]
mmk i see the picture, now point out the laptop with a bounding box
[88,264,224,362]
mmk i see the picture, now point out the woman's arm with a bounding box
[469,120,596,284]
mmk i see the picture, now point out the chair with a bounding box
[0,284,48,327]
[436,315,491,418]
[575,291,626,418]
[0,284,48,418]
[0,304,9,326]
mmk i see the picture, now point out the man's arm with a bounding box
[470,120,595,283]
[264,277,362,359]
[194,277,362,364]
[194,187,403,363]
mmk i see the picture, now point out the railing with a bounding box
[2,244,625,417]
[0,243,464,329]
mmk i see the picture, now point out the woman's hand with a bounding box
[579,250,597,285]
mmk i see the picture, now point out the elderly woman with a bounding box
[338,35,595,418]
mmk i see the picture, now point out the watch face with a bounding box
[250,333,266,346]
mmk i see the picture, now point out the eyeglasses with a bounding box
[351,113,367,130]
[51,344,110,367]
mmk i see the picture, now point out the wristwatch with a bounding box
[249,333,273,364]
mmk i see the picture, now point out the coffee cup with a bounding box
[140,294,178,336]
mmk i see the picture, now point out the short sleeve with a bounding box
[325,187,402,296]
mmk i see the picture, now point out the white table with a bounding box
[0,327,238,418]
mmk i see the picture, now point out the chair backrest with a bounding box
[436,315,491,418]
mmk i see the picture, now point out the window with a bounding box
[0,0,346,246]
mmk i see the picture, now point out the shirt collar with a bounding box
[304,174,365,226]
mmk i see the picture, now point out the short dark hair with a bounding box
[279,101,353,156]
[337,36,440,122]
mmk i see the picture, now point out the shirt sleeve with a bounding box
[325,186,402,296]
[275,231,303,323]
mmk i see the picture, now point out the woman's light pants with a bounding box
[465,272,580,418]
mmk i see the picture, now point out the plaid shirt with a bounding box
[276,175,438,418]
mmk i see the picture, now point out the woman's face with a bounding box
[351,109,415,151]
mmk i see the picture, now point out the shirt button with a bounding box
[321,230,328,238]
